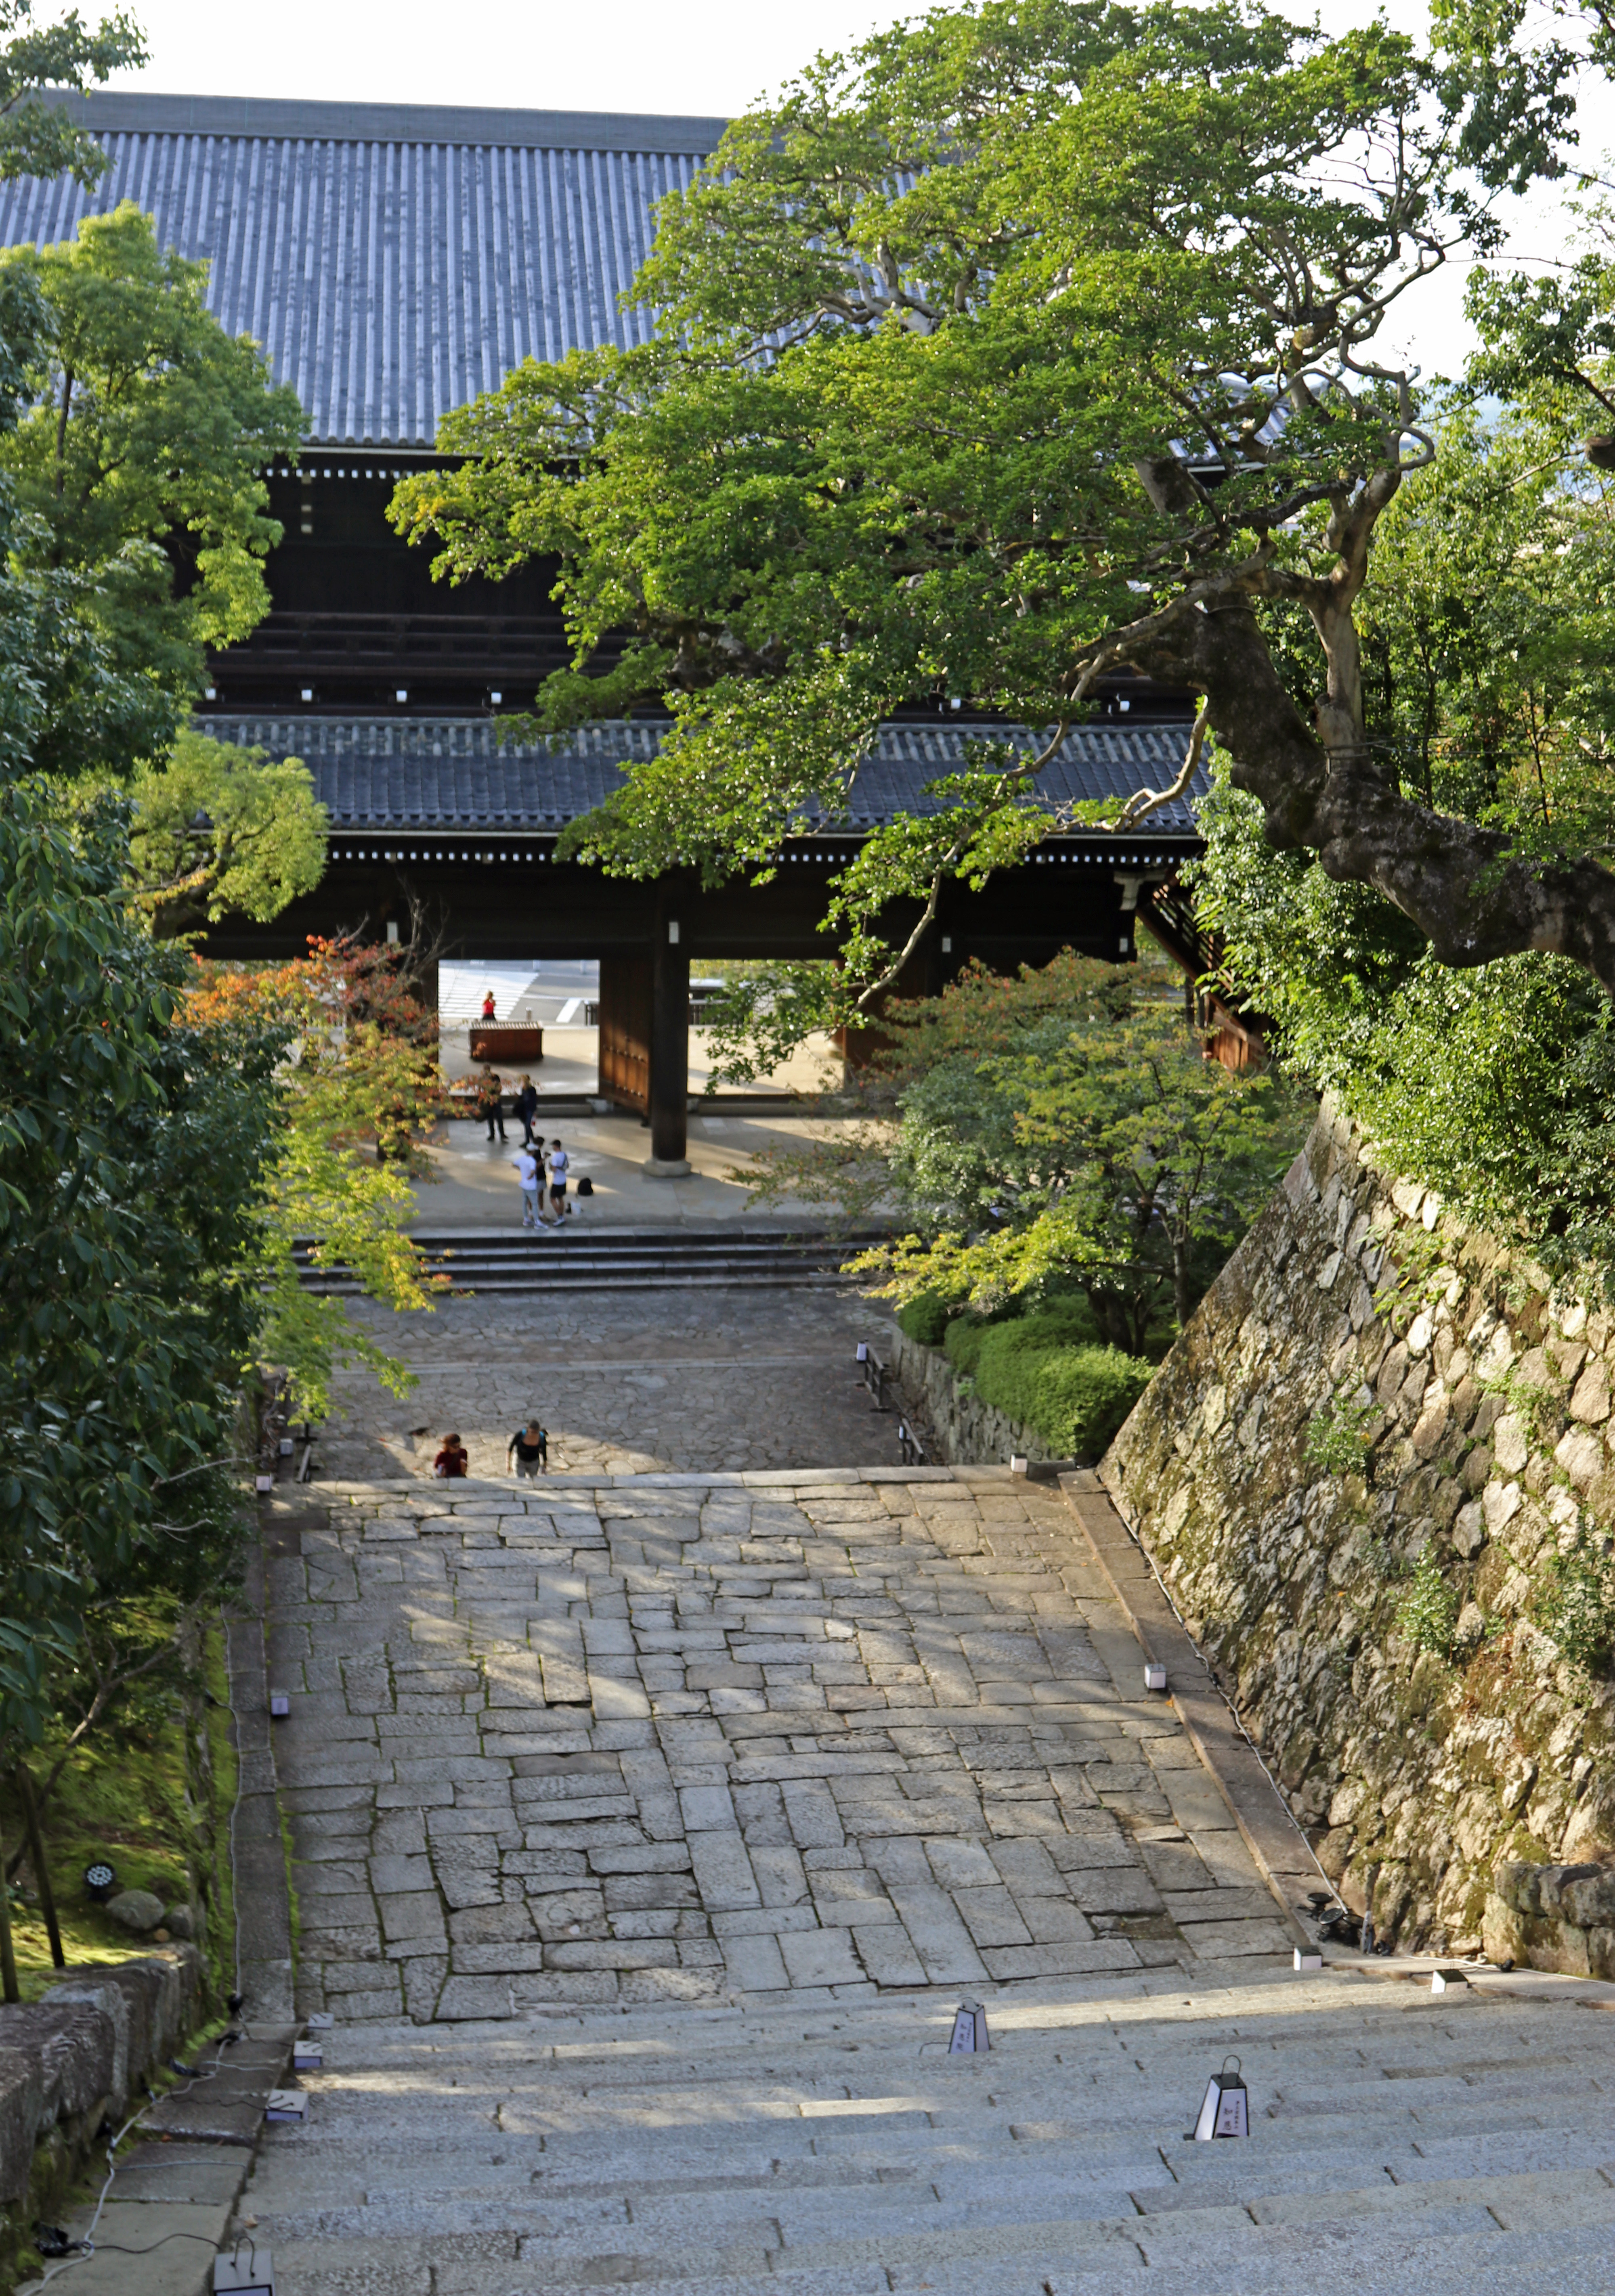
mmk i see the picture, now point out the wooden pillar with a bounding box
[647,908,690,1172]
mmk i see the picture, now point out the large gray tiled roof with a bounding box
[0,92,726,445]
[207,714,1207,835]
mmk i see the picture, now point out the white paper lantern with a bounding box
[1143,1661,1167,1691]
[264,2089,306,2124]
[1192,2055,1249,2140]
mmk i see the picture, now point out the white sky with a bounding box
[107,0,1615,380]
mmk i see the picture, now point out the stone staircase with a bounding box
[292,1226,883,1294]
[243,1970,1615,2294]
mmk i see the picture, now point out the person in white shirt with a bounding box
[511,1144,542,1228]
[548,1138,572,1217]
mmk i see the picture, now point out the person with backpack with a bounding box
[507,1420,549,1479]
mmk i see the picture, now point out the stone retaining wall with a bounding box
[1103,1102,1615,1962]
[882,1319,1046,1466]
[0,1946,204,2281]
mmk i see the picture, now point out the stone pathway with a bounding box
[243,1971,1615,2295]
[312,1288,903,1479]
[266,1469,1294,2026]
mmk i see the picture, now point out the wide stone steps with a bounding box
[243,1975,1615,2295]
[292,1226,882,1293]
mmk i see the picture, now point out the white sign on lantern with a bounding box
[948,2001,991,2053]
[1192,2055,1249,2140]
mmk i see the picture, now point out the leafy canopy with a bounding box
[0,784,283,1749]
[0,2,146,189]
[394,0,1531,1019]
[0,203,304,765]
[744,951,1308,1352]
[123,728,328,938]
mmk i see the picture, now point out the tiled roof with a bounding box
[206,714,1207,834]
[0,92,724,445]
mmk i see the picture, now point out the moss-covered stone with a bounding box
[1104,1100,1615,1959]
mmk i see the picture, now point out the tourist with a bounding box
[432,1431,468,1479]
[481,989,497,1021]
[512,1143,542,1228]
[549,1137,571,1216]
[477,1069,506,1141]
[507,1420,548,1479]
[515,1073,539,1144]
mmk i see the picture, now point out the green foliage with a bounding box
[0,3,146,191]
[0,203,304,757]
[838,952,1309,1354]
[390,1,1502,1017]
[971,1323,1153,1456]
[1195,758,1615,1277]
[124,729,328,936]
[896,1291,954,1347]
[1396,1544,1460,1659]
[1535,1533,1615,1682]
[1305,1393,1374,1477]
[0,781,283,1749]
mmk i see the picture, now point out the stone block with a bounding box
[778,1926,863,1986]
[1571,1359,1613,1425]
[721,1932,789,1991]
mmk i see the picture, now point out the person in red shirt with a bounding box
[433,1432,468,1479]
[480,990,497,1020]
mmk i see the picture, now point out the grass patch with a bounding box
[0,1624,239,2002]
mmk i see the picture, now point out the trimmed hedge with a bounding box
[896,1291,954,1347]
[944,1303,1094,1380]
[908,1301,1153,1458]
[972,1316,1152,1456]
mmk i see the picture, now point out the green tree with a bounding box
[0,202,304,764]
[393,1,1615,1012]
[0,784,283,1754]
[0,2,146,190]
[124,727,328,937]
[748,952,1307,1349]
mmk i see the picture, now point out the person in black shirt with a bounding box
[516,1074,539,1145]
[508,1420,548,1478]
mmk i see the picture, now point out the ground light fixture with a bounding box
[948,2002,990,2053]
[83,1860,116,1900]
[214,2239,275,2294]
[1191,2055,1249,2140]
[1143,1661,1167,1692]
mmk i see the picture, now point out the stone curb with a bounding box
[225,1533,295,2023]
[1058,1472,1317,1953]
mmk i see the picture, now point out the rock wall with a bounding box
[0,1947,204,2281]
[882,1318,1049,1466]
[1104,1102,1615,1966]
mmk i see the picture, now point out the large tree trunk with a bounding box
[1127,601,1615,1001]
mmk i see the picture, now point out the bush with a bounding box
[1535,1534,1615,1681]
[1396,1544,1459,1658]
[897,1291,954,1347]
[944,1316,989,1375]
[974,1322,1153,1456]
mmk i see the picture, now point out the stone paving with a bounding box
[313,1288,903,1479]
[266,1469,1294,2025]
